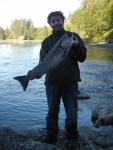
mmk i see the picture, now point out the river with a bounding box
[0,42,113,133]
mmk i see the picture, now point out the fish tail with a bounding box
[13,75,29,91]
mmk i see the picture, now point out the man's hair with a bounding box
[47,11,65,24]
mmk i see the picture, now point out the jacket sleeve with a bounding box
[72,33,87,63]
[39,40,48,63]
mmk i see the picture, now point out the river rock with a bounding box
[91,104,113,127]
[95,126,113,148]
[1,124,113,150]
[77,88,90,100]
[0,126,56,150]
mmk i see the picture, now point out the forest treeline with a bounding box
[0,0,113,42]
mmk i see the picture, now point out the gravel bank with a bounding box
[85,42,113,48]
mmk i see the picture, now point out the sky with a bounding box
[0,0,83,29]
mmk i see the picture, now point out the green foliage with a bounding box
[1,0,113,42]
[4,28,13,39]
[4,18,52,40]
[0,27,5,40]
[10,18,34,39]
[67,0,113,42]
[33,26,52,40]
[104,29,113,40]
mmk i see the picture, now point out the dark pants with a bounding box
[45,83,79,140]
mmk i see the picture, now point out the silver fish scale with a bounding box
[32,33,74,78]
[61,33,74,49]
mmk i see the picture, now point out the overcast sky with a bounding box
[0,0,83,29]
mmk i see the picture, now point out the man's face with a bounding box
[49,15,64,32]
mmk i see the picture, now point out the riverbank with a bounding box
[1,122,113,150]
[85,42,113,48]
[0,39,42,44]
[0,40,113,48]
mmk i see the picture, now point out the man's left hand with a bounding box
[72,36,80,47]
[27,70,36,80]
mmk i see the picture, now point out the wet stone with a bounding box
[77,88,90,100]
[1,124,113,150]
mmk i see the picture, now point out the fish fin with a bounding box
[13,75,29,91]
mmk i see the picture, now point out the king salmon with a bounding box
[13,33,75,91]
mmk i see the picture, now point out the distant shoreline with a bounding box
[0,40,113,48]
[85,42,113,48]
[0,39,42,44]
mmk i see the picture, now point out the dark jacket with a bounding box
[39,29,87,85]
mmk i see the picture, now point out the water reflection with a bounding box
[86,46,113,61]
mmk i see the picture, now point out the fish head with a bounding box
[61,33,75,50]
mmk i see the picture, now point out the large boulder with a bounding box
[91,104,113,127]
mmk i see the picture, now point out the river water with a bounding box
[0,42,113,133]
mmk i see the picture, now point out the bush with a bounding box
[104,29,113,41]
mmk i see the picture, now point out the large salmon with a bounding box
[13,33,75,91]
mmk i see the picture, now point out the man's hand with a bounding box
[27,70,37,80]
[72,36,80,47]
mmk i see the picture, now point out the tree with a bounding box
[67,0,113,41]
[0,27,5,40]
[10,18,34,39]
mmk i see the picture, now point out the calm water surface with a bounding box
[0,42,113,133]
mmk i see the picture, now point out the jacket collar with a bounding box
[52,28,66,37]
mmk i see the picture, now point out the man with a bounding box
[29,11,87,149]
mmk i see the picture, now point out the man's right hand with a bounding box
[27,70,37,80]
